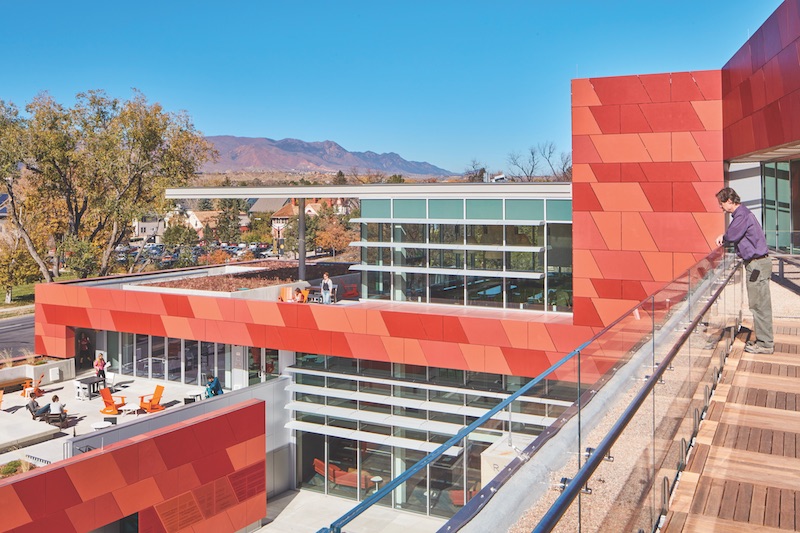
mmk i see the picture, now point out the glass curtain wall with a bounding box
[292,355,575,517]
[101,331,234,390]
[359,198,571,311]
[763,161,797,251]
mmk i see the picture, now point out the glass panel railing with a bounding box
[530,251,740,533]
[317,249,742,533]
[768,230,800,254]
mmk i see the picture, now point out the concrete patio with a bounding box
[0,369,208,467]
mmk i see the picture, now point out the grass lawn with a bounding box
[0,273,78,310]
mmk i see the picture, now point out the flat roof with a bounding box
[166,182,572,200]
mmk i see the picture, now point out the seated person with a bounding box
[205,375,224,398]
[49,395,67,422]
[27,392,50,418]
[293,287,306,303]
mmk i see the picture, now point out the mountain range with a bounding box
[202,135,453,177]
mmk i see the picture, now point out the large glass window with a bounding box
[466,276,503,307]
[430,249,464,269]
[429,224,463,245]
[393,199,426,218]
[138,335,153,378]
[365,247,391,266]
[394,223,425,243]
[547,223,573,312]
[218,344,232,389]
[364,222,391,242]
[430,274,464,305]
[506,250,543,273]
[167,338,181,382]
[394,247,426,267]
[184,340,199,385]
[200,341,215,382]
[394,272,426,302]
[328,436,359,500]
[506,277,545,310]
[121,332,134,376]
[361,199,391,218]
[506,225,542,246]
[365,271,390,300]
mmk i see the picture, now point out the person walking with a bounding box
[715,187,774,354]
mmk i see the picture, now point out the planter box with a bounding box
[0,358,75,387]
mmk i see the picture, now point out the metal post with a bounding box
[299,198,306,281]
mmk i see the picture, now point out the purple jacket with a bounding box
[723,204,768,260]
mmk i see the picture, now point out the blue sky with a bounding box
[1,1,783,174]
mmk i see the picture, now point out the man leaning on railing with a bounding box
[715,187,774,354]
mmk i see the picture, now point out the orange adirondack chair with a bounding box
[139,385,165,413]
[99,387,126,415]
[28,373,45,398]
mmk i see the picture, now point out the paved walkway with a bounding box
[664,318,800,531]
[257,490,446,533]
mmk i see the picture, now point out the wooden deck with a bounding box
[664,320,800,532]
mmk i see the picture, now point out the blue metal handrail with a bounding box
[318,249,730,533]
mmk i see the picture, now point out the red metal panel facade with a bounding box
[571,71,725,327]
[723,0,800,159]
[0,400,266,533]
[34,284,618,381]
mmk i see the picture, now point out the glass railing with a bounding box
[767,229,800,254]
[317,249,742,533]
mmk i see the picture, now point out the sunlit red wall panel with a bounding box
[0,400,266,533]
[723,0,800,159]
[34,284,622,382]
[571,71,724,327]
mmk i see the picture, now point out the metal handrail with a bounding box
[532,257,740,532]
[317,249,731,533]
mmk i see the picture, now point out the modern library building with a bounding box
[9,1,800,530]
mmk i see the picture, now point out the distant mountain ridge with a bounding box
[202,135,453,176]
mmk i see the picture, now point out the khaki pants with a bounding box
[745,256,774,348]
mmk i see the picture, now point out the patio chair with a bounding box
[26,373,45,398]
[105,371,118,392]
[19,378,32,396]
[99,387,126,415]
[139,384,165,413]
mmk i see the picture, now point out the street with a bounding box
[0,314,34,357]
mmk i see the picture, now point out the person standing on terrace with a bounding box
[715,187,774,354]
[321,272,333,304]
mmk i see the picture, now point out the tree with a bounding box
[198,198,213,210]
[60,235,98,279]
[387,174,405,183]
[507,148,541,181]
[464,159,486,182]
[507,142,572,182]
[315,218,358,258]
[1,90,216,280]
[0,101,55,281]
[0,226,42,303]
[214,179,246,243]
[162,224,198,248]
[333,170,347,185]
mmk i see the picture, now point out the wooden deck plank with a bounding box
[764,487,781,528]
[690,475,713,515]
[779,488,795,530]
[718,480,740,520]
[733,482,754,523]
[705,478,727,517]
[701,448,800,493]
[751,485,768,526]
[682,513,786,532]
[720,404,800,433]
